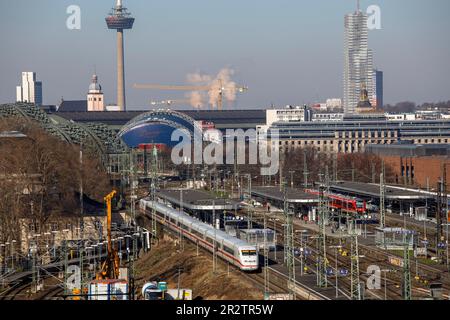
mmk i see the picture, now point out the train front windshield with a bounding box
[356,201,365,209]
[241,250,257,256]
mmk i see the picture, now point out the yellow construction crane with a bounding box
[96,190,120,280]
[134,82,248,111]
[150,99,190,107]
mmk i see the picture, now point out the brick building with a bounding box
[366,144,450,189]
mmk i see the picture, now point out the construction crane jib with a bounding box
[134,83,248,110]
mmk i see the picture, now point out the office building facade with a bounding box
[343,7,374,114]
[16,72,43,106]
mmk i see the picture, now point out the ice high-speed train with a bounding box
[140,199,259,271]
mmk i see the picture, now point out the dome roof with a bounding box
[89,74,102,92]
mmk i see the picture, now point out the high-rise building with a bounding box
[87,74,105,112]
[16,72,43,106]
[343,3,374,114]
[374,69,383,109]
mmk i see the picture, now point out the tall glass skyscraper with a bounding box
[343,5,374,114]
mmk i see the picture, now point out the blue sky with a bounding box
[0,0,449,109]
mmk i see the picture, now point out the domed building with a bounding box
[87,74,105,111]
[118,109,201,148]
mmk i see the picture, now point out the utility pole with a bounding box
[380,170,386,229]
[247,173,252,229]
[263,209,269,299]
[283,182,296,299]
[303,150,309,189]
[150,146,159,242]
[349,221,361,300]
[437,165,447,264]
[31,242,37,293]
[317,182,328,288]
[212,200,217,274]
[279,153,283,190]
[63,239,68,296]
[79,143,84,240]
[179,189,183,251]
[403,232,412,300]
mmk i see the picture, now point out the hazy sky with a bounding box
[1,0,449,110]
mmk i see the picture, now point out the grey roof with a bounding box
[327,181,433,200]
[51,109,266,128]
[51,111,142,126]
[58,100,88,112]
[250,186,318,203]
[0,131,27,139]
[365,143,450,157]
[156,189,240,210]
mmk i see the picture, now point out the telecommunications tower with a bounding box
[106,0,135,111]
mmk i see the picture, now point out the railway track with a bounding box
[0,277,33,300]
[37,285,64,300]
[258,214,420,300]
[0,275,65,301]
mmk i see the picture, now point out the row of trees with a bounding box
[0,118,110,245]
[382,100,450,113]
[172,143,396,188]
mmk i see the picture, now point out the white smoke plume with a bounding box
[188,91,204,109]
[186,68,238,109]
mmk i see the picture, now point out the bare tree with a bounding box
[0,118,110,246]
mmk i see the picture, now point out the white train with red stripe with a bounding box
[140,199,259,271]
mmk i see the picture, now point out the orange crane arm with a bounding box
[104,190,117,257]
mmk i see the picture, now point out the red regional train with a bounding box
[305,189,367,215]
